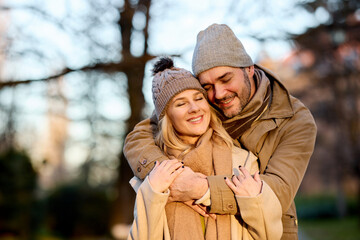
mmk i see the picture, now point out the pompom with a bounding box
[152,57,174,75]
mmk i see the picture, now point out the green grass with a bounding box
[299,217,360,240]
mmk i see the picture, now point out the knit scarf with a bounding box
[214,69,271,140]
[165,129,233,240]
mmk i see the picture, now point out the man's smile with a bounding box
[216,94,237,109]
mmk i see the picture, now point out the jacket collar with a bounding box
[254,64,294,120]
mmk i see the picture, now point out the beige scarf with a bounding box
[165,129,232,240]
[214,69,271,140]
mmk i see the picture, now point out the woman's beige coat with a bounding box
[128,147,282,240]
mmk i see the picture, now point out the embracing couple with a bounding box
[124,23,317,240]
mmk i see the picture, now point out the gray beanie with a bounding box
[192,23,253,77]
[152,57,207,120]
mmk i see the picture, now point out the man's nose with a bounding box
[214,84,226,100]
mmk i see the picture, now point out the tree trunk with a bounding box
[110,0,152,234]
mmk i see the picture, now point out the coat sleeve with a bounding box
[208,104,316,215]
[235,181,283,240]
[128,177,171,240]
[260,104,317,212]
[123,117,169,179]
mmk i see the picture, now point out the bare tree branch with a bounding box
[0,6,11,11]
[0,54,155,89]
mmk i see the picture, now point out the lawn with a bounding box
[299,217,360,240]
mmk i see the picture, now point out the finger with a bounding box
[193,205,209,217]
[209,213,217,220]
[158,160,169,168]
[224,177,237,192]
[161,159,176,170]
[184,201,209,217]
[170,165,185,181]
[166,161,183,173]
[197,204,207,212]
[232,174,242,185]
[239,166,252,179]
[254,171,261,183]
[168,158,181,163]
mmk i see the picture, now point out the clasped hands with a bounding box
[149,159,262,219]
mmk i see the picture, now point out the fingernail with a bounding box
[232,175,235,178]
[181,161,184,164]
[224,177,227,180]
[182,166,184,168]
[154,161,157,165]
[238,165,242,168]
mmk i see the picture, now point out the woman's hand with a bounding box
[183,200,216,220]
[148,160,184,193]
[224,166,262,197]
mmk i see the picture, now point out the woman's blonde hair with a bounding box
[155,105,233,158]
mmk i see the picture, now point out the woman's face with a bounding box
[166,89,210,144]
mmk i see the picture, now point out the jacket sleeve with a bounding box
[207,175,238,214]
[235,181,283,240]
[123,117,169,179]
[261,104,317,212]
[207,104,316,215]
[128,177,170,240]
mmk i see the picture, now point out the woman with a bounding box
[127,57,282,240]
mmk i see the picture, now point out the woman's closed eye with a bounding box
[195,96,204,101]
[175,102,186,107]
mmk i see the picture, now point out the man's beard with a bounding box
[218,70,251,118]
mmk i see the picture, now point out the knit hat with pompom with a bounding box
[152,57,207,120]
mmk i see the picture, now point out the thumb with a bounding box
[254,171,261,183]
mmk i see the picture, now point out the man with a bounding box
[124,23,316,240]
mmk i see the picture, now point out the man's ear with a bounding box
[247,65,255,78]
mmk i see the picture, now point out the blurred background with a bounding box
[0,0,359,239]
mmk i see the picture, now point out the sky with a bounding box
[0,0,324,182]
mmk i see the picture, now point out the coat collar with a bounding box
[254,64,294,120]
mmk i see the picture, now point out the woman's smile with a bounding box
[187,115,203,123]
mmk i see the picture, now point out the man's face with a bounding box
[198,66,254,118]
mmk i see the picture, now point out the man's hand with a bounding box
[168,166,208,202]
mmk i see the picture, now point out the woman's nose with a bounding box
[188,101,200,113]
